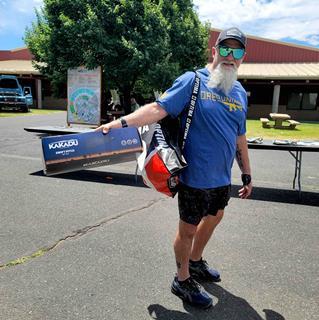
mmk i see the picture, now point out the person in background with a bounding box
[130,96,140,112]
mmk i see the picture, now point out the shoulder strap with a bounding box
[181,72,200,150]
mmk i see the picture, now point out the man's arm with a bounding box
[236,134,252,199]
[96,102,168,134]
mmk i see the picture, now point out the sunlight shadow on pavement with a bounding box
[148,283,285,319]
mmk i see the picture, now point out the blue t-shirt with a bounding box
[156,67,247,188]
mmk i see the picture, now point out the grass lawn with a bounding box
[246,120,319,140]
[0,108,64,118]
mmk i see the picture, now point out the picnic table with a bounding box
[269,113,291,128]
[260,113,300,129]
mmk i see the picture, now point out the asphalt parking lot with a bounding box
[0,112,318,320]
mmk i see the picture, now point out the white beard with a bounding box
[207,62,238,95]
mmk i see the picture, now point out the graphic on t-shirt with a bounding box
[201,90,243,112]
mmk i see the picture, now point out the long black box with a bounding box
[41,128,143,176]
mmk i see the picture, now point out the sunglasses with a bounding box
[218,45,245,60]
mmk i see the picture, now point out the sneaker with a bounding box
[189,258,221,282]
[171,276,212,308]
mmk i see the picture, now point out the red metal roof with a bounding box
[208,29,319,63]
[0,47,33,61]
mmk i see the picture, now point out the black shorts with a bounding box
[178,183,231,226]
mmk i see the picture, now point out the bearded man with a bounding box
[97,27,252,308]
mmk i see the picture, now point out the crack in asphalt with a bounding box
[0,198,164,270]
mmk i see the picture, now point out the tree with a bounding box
[135,0,210,98]
[25,0,209,112]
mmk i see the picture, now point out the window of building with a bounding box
[242,84,273,105]
[287,92,318,110]
[302,93,318,110]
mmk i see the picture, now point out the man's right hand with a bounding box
[95,123,113,134]
[95,119,122,134]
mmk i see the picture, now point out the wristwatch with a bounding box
[119,117,128,128]
[241,174,252,186]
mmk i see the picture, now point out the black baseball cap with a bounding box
[216,27,247,48]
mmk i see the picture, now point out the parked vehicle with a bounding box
[0,75,33,112]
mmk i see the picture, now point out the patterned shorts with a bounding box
[178,183,231,226]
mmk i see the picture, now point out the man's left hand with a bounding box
[238,183,252,199]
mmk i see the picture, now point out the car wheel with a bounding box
[21,106,29,113]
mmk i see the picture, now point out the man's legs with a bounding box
[173,210,224,280]
[172,219,213,308]
[190,210,224,261]
[171,184,229,307]
[174,219,197,281]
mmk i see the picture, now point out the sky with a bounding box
[0,0,318,50]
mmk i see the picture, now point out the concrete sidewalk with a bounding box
[0,113,318,320]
